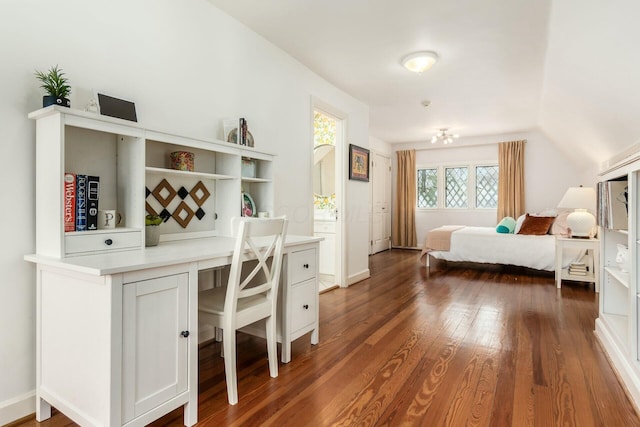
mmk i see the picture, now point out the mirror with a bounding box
[313,144,335,197]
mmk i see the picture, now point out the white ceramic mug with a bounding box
[98,210,122,229]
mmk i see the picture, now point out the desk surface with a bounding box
[25,235,321,276]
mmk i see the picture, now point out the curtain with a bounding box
[497,140,526,220]
[393,149,417,247]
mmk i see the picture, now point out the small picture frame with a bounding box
[95,92,137,122]
[348,144,370,182]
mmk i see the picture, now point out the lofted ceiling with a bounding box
[207,0,640,170]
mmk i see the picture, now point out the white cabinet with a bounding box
[34,263,198,427]
[596,157,640,412]
[122,273,189,424]
[280,245,320,363]
[240,243,320,363]
[29,106,275,256]
[31,108,145,258]
[314,220,336,276]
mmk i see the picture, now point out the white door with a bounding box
[371,152,391,254]
[121,273,189,424]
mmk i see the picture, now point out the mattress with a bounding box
[426,226,583,271]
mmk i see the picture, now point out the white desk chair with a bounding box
[198,217,287,405]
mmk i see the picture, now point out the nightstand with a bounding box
[555,236,600,291]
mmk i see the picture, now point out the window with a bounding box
[417,163,498,210]
[475,165,499,208]
[445,167,468,208]
[417,168,437,208]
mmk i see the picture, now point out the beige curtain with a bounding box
[497,140,526,220]
[393,149,417,247]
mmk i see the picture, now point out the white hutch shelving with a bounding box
[596,151,640,411]
[31,106,275,258]
[26,106,320,427]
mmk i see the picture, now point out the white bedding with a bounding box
[427,226,583,271]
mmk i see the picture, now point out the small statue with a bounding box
[85,98,99,113]
[616,244,629,272]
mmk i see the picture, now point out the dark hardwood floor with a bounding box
[16,249,640,427]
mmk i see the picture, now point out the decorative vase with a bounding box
[145,225,160,247]
[616,244,629,272]
[43,95,70,108]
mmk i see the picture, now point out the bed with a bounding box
[420,225,584,272]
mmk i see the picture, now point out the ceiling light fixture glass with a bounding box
[431,128,459,145]
[401,51,439,73]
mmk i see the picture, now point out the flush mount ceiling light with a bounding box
[401,51,439,73]
[431,128,459,145]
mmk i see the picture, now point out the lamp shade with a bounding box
[558,186,596,210]
[558,187,597,237]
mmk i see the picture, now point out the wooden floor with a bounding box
[17,249,640,427]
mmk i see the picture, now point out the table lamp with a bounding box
[558,186,597,238]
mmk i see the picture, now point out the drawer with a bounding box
[290,279,317,333]
[314,221,336,233]
[288,248,316,284]
[65,230,142,255]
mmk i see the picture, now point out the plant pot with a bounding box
[145,225,161,247]
[43,95,70,108]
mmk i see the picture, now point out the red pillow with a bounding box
[517,214,555,235]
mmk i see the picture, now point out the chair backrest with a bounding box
[225,217,288,317]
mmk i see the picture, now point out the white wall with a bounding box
[369,136,392,157]
[540,0,640,168]
[393,130,584,245]
[0,1,369,423]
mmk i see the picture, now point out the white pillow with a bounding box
[514,214,526,234]
[533,208,558,217]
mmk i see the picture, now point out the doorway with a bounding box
[312,107,344,292]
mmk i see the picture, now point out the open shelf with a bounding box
[604,266,630,288]
[241,177,272,183]
[146,166,235,180]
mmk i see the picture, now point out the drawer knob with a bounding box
[303,304,309,310]
[104,239,113,246]
[303,263,309,269]
[180,330,190,338]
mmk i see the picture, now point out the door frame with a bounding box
[311,98,346,288]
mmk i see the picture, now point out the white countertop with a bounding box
[24,235,321,276]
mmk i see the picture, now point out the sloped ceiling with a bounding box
[208,0,640,172]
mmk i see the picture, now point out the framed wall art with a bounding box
[348,144,369,182]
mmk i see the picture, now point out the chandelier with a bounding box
[431,128,459,145]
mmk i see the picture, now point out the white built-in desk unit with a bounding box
[24,107,321,427]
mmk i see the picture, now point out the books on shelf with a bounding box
[66,173,99,232]
[64,173,76,232]
[86,176,100,231]
[598,179,628,230]
[568,261,589,276]
[75,175,87,231]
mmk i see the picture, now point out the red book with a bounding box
[64,173,76,232]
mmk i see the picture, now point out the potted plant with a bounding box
[145,214,163,247]
[34,65,71,108]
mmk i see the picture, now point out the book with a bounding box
[86,176,100,231]
[239,118,247,145]
[63,173,76,232]
[75,174,87,231]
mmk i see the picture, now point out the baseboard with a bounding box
[595,318,640,413]
[348,269,370,286]
[0,391,35,426]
